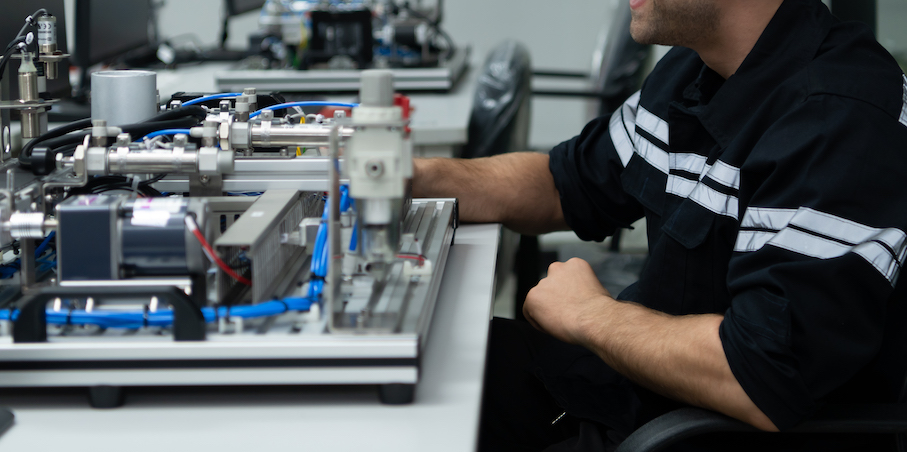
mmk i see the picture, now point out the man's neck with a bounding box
[694,0,785,79]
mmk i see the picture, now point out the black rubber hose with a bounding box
[22,116,203,173]
[140,105,207,123]
[19,105,207,170]
[0,41,23,84]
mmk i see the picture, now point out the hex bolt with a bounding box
[173,134,188,147]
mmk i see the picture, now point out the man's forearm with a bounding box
[522,258,778,431]
[413,153,568,235]
[580,300,778,431]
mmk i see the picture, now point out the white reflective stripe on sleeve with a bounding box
[736,206,907,285]
[854,241,901,284]
[734,230,774,253]
[740,207,797,230]
[900,74,907,128]
[666,153,707,197]
[666,174,697,198]
[670,153,707,175]
[622,91,640,134]
[699,163,712,181]
[636,106,670,145]
[874,227,907,264]
[856,228,907,284]
[769,227,852,259]
[789,208,878,245]
[688,183,738,219]
[634,134,669,174]
[609,105,635,167]
[706,160,741,190]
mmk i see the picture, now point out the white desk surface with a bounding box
[154,63,476,148]
[0,223,500,452]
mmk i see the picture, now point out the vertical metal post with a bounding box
[20,238,36,289]
[327,124,342,331]
[0,56,10,162]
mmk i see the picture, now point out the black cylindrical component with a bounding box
[394,24,419,48]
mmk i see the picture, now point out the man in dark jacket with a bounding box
[415,0,907,449]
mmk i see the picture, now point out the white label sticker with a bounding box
[37,21,55,46]
[133,198,184,213]
[131,210,171,228]
[250,211,265,218]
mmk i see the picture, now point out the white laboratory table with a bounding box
[155,62,476,157]
[0,223,500,452]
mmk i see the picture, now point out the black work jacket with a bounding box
[549,0,907,431]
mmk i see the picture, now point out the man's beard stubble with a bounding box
[629,0,720,48]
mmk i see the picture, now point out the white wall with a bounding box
[878,0,907,60]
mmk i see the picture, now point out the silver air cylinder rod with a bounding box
[227,121,353,151]
[18,57,41,139]
[67,134,234,177]
[91,71,158,126]
[70,131,232,177]
[36,14,58,79]
[251,124,354,148]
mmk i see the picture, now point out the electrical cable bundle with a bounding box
[398,3,456,61]
[0,296,315,330]
[185,215,253,286]
[65,174,167,198]
[306,186,355,299]
[0,231,57,279]
[0,8,47,83]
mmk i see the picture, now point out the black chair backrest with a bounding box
[462,40,532,159]
[592,0,651,117]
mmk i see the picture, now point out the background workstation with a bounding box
[154,0,907,152]
[37,0,907,154]
[0,0,906,450]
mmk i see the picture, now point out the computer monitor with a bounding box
[73,0,154,69]
[0,0,72,99]
[220,0,266,49]
[225,0,266,17]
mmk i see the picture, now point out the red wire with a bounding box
[189,227,252,286]
[396,254,425,265]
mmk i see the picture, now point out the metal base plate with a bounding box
[0,199,457,390]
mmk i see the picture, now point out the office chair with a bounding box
[462,40,532,160]
[614,405,907,452]
[460,40,533,315]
